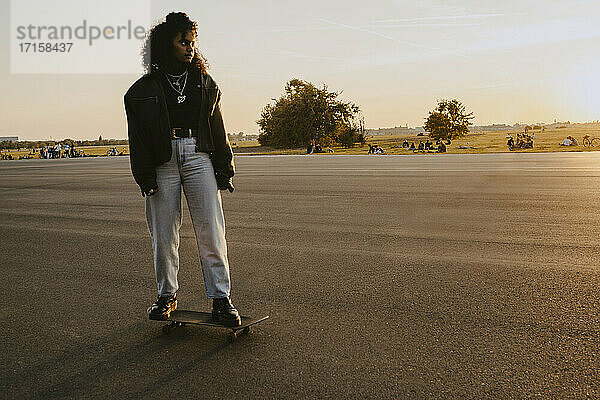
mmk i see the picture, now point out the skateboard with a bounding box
[159,310,269,342]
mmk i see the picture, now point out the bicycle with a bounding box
[582,134,600,147]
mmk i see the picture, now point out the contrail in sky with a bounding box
[314,16,472,59]
[373,23,482,27]
[372,13,508,23]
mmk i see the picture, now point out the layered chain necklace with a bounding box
[165,69,188,104]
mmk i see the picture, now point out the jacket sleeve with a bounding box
[124,95,157,196]
[210,89,235,179]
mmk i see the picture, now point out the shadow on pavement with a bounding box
[7,321,233,399]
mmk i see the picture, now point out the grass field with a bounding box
[232,122,600,155]
[0,145,129,160]
[2,123,599,159]
[367,122,600,155]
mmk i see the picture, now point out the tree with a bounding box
[257,79,362,148]
[424,99,474,140]
[61,138,76,147]
[335,118,366,148]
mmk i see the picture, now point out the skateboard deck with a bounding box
[159,310,269,341]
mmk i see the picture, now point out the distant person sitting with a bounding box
[508,137,515,150]
[437,142,446,153]
[307,139,315,154]
[369,145,383,154]
[418,141,424,151]
[409,142,416,151]
[402,140,409,148]
[560,136,576,146]
[516,135,533,149]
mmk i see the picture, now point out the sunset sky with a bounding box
[1,0,599,141]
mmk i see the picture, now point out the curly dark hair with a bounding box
[141,12,208,75]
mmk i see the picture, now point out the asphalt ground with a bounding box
[1,153,599,399]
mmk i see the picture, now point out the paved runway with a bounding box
[1,153,599,399]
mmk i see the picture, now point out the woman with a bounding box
[124,12,240,326]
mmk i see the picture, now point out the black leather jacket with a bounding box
[124,69,234,196]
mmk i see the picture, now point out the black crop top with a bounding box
[159,69,202,129]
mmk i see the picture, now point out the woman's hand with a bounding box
[215,175,234,193]
[145,187,159,196]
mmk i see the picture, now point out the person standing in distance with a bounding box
[124,12,240,326]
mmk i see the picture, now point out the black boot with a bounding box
[147,293,177,320]
[212,297,241,327]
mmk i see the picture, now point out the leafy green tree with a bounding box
[61,138,76,147]
[335,120,366,148]
[258,79,362,148]
[0,141,18,150]
[424,99,474,140]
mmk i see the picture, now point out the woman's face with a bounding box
[171,30,196,64]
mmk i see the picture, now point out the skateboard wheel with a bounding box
[227,332,237,342]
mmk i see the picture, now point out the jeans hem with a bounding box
[206,294,230,299]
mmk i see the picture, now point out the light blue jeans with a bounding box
[145,137,231,299]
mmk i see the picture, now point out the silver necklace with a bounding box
[165,70,188,103]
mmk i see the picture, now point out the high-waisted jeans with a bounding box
[145,137,231,299]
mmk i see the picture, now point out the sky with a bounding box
[1,0,599,141]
